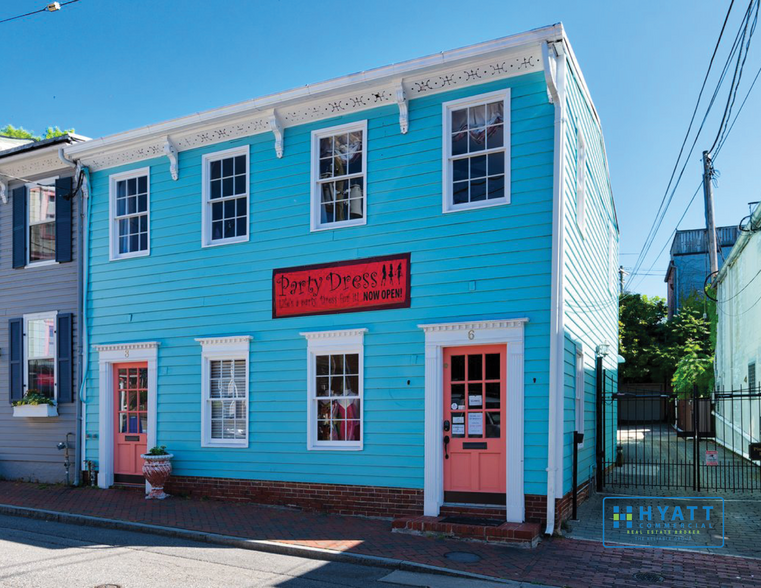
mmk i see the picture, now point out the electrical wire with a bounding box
[627,181,704,293]
[714,61,761,159]
[709,0,760,154]
[626,0,739,287]
[0,0,81,25]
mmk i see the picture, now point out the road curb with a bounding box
[0,502,533,586]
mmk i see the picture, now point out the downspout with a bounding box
[58,148,82,486]
[543,38,567,536]
[78,166,91,478]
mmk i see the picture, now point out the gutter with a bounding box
[544,37,567,536]
[78,168,92,476]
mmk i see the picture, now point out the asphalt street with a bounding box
[0,514,514,588]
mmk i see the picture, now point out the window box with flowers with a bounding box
[12,391,58,418]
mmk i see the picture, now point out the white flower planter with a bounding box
[13,404,58,418]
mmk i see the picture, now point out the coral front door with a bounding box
[113,363,148,485]
[443,345,506,504]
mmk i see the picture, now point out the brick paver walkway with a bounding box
[0,481,760,587]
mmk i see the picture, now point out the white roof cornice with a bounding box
[65,25,565,171]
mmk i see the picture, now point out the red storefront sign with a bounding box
[273,253,411,318]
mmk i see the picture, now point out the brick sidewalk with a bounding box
[0,481,759,587]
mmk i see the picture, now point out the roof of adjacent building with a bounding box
[0,134,88,160]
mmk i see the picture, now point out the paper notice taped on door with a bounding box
[468,412,483,436]
[452,424,465,436]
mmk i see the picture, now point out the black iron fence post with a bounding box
[596,356,604,492]
[693,384,699,491]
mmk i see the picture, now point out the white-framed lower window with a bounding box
[301,329,366,450]
[576,128,587,234]
[109,167,150,260]
[24,311,58,400]
[27,177,58,265]
[442,89,510,213]
[310,120,367,231]
[202,146,249,247]
[196,336,251,448]
[575,343,585,447]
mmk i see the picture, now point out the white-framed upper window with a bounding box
[575,343,585,447]
[202,146,250,247]
[197,336,251,448]
[576,128,587,234]
[24,311,57,400]
[310,120,367,231]
[442,89,510,213]
[109,168,150,260]
[301,329,366,450]
[27,177,58,265]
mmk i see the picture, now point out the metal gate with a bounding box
[599,375,761,492]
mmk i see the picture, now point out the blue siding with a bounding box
[561,61,619,494]
[84,73,556,495]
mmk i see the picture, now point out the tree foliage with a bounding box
[0,124,74,141]
[619,291,715,395]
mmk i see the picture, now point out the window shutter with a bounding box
[55,177,73,263]
[57,313,74,403]
[12,186,26,268]
[9,318,23,403]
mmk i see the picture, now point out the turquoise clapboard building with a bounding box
[65,23,617,532]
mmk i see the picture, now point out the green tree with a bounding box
[0,124,74,141]
[668,292,716,396]
[618,293,669,383]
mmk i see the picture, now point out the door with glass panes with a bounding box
[113,363,148,484]
[443,346,506,504]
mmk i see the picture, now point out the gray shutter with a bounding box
[12,187,26,268]
[57,313,74,403]
[55,177,73,263]
[9,318,23,403]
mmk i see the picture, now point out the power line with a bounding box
[709,0,760,154]
[714,61,761,159]
[628,182,704,293]
[626,0,738,286]
[627,0,757,288]
[0,0,81,25]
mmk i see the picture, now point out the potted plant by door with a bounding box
[12,390,58,418]
[140,445,174,500]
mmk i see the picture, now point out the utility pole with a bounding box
[618,265,627,296]
[702,150,719,277]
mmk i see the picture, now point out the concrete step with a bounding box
[391,516,542,547]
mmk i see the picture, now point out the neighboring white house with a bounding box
[714,202,761,459]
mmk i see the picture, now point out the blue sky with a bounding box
[3,0,758,299]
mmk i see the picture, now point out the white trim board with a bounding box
[419,319,527,523]
[94,342,159,493]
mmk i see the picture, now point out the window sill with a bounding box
[202,236,249,248]
[311,218,367,232]
[202,440,248,449]
[308,443,363,451]
[24,260,59,269]
[443,197,510,214]
[13,404,58,418]
[110,250,150,262]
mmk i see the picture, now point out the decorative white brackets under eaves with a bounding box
[396,82,409,134]
[269,111,284,158]
[0,178,7,204]
[163,136,179,181]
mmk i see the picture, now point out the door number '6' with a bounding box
[468,330,475,340]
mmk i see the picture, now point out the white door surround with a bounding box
[419,319,527,522]
[94,342,159,491]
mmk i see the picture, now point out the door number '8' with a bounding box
[124,349,130,358]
